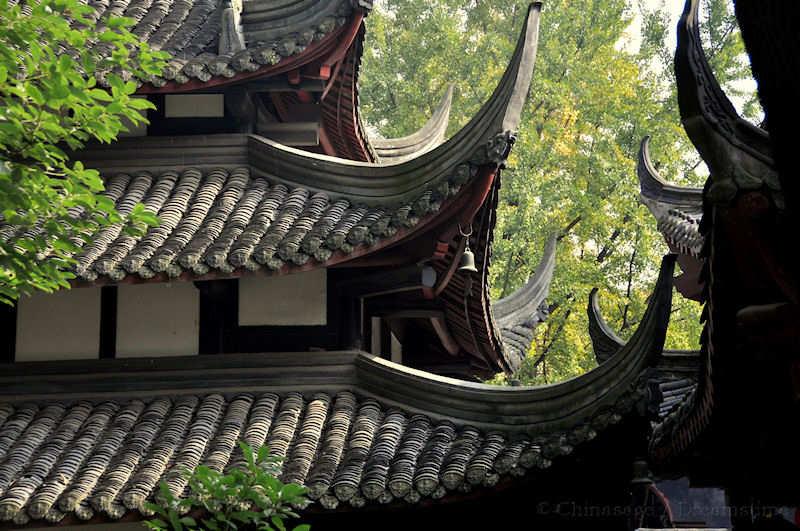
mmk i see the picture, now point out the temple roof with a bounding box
[587,282,700,419]
[56,3,542,284]
[493,235,557,366]
[371,86,454,163]
[0,255,674,525]
[638,138,704,258]
[91,0,373,90]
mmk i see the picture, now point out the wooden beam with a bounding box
[430,314,460,356]
[338,265,436,299]
[259,122,320,146]
[370,316,381,355]
[243,78,325,93]
[381,309,460,357]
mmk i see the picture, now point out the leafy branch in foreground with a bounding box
[0,0,166,304]
[144,442,310,531]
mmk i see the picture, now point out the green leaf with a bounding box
[89,88,113,102]
[271,516,286,531]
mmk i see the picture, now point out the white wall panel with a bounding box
[16,288,101,361]
[239,270,327,326]
[116,283,199,357]
[164,94,225,118]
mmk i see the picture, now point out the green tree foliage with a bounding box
[145,443,310,531]
[0,0,165,304]
[360,0,756,383]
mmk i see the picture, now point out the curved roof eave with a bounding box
[359,253,676,431]
[637,137,704,257]
[638,137,703,207]
[587,287,627,366]
[587,280,700,402]
[676,0,779,202]
[491,235,557,367]
[371,85,455,163]
[243,1,543,200]
[0,258,675,521]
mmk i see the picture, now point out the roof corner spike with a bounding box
[587,288,626,365]
[219,0,246,56]
[616,254,676,366]
[499,2,543,135]
[372,85,455,163]
[675,0,774,188]
[493,234,558,367]
[637,136,703,205]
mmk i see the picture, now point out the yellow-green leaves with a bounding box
[361,0,752,383]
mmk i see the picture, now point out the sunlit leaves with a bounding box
[361,0,752,383]
[0,0,167,304]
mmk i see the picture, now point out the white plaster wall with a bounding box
[116,283,199,357]
[16,288,101,361]
[164,94,225,118]
[239,270,327,326]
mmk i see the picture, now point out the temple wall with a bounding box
[239,270,327,326]
[116,282,199,357]
[15,288,101,361]
[164,94,225,118]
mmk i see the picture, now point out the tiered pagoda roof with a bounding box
[0,256,676,525]
[0,0,698,526]
[48,1,546,374]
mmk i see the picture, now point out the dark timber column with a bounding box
[343,296,363,351]
[196,279,238,354]
[0,302,16,362]
[99,286,117,359]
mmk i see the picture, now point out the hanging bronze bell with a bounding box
[458,247,478,273]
